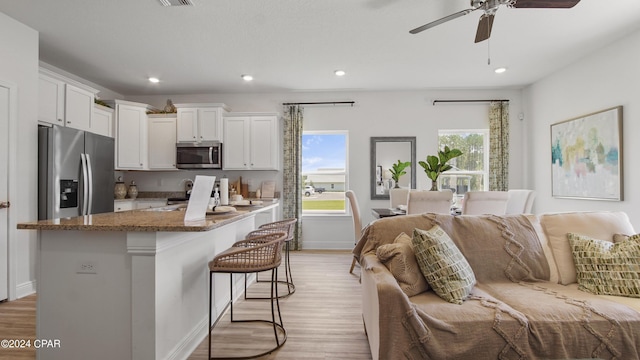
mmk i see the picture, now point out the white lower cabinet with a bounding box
[223,113,279,170]
[134,200,167,210]
[114,200,134,212]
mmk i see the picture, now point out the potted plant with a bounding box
[418,146,463,191]
[389,160,411,188]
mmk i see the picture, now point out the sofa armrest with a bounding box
[361,253,412,360]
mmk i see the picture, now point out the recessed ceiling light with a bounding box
[494,67,507,74]
[241,74,253,81]
[148,77,160,83]
[334,70,346,76]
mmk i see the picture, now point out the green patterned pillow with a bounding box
[568,233,640,298]
[411,225,476,304]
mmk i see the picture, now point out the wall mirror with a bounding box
[370,136,416,200]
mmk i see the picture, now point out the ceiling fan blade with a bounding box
[410,7,479,34]
[511,0,580,8]
[474,13,495,43]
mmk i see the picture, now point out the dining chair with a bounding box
[461,191,509,215]
[405,190,453,215]
[346,190,362,274]
[389,188,409,209]
[505,189,536,214]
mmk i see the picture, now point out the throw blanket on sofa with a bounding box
[356,214,640,360]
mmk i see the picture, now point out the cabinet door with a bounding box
[134,200,167,210]
[250,116,279,170]
[38,74,65,125]
[117,105,147,170]
[177,108,197,142]
[223,117,250,170]
[92,106,113,137]
[65,84,94,132]
[199,108,222,142]
[114,200,134,212]
[148,117,177,170]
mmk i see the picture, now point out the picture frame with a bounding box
[550,106,623,201]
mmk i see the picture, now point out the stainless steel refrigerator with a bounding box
[38,125,115,220]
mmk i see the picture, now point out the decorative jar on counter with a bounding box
[127,181,139,199]
[114,177,127,199]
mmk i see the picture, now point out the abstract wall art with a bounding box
[550,106,623,201]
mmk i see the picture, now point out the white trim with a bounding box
[15,280,36,299]
[0,80,18,300]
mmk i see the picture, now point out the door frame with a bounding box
[1,79,18,301]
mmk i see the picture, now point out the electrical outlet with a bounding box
[77,262,97,274]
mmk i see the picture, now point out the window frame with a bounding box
[301,130,349,217]
[437,129,490,193]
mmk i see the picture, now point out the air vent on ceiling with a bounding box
[159,0,194,6]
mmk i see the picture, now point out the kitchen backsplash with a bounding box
[117,170,280,197]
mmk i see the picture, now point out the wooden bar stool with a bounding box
[248,218,298,297]
[208,231,288,359]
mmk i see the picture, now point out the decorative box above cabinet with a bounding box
[38,68,98,133]
[175,103,230,143]
[223,113,280,170]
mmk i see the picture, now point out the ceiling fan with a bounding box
[409,0,581,43]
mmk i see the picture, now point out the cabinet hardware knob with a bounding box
[0,201,10,209]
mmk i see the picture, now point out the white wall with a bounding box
[129,88,525,249]
[523,28,640,229]
[0,12,39,298]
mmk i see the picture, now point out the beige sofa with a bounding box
[354,212,640,360]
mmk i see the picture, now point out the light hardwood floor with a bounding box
[0,250,372,360]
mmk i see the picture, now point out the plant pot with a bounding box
[430,180,439,191]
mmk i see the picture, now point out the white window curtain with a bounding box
[489,101,509,191]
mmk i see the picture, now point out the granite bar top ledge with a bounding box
[17,202,278,232]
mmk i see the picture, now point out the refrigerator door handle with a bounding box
[80,153,89,216]
[85,153,94,215]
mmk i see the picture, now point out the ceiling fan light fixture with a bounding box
[494,67,507,74]
[148,77,160,83]
[241,74,253,81]
[334,70,346,76]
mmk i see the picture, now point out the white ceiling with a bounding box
[1,0,640,96]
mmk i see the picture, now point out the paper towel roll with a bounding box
[220,178,229,205]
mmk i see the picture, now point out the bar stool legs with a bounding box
[249,239,295,299]
[208,269,287,359]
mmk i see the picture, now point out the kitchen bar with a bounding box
[17,201,279,360]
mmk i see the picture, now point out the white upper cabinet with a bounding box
[175,103,229,143]
[223,113,279,170]
[38,68,98,133]
[38,73,65,126]
[148,114,177,170]
[104,100,156,170]
[92,104,114,138]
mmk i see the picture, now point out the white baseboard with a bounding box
[165,317,208,360]
[16,280,36,299]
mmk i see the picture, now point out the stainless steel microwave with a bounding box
[176,142,222,169]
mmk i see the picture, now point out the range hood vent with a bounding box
[159,0,194,6]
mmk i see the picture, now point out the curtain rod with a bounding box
[432,99,509,105]
[282,101,355,106]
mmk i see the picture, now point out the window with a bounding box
[301,131,348,214]
[437,129,489,204]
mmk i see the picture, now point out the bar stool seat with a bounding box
[208,231,288,359]
[248,218,298,298]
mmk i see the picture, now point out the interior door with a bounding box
[0,84,10,301]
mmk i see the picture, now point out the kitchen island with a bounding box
[17,201,279,360]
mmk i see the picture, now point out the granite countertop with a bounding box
[17,202,279,232]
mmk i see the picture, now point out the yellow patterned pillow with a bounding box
[568,233,640,298]
[412,225,476,304]
[376,232,429,297]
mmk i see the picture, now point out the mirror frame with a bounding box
[370,136,417,200]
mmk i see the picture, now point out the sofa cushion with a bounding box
[540,211,635,285]
[412,225,476,305]
[376,232,429,297]
[569,233,640,298]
